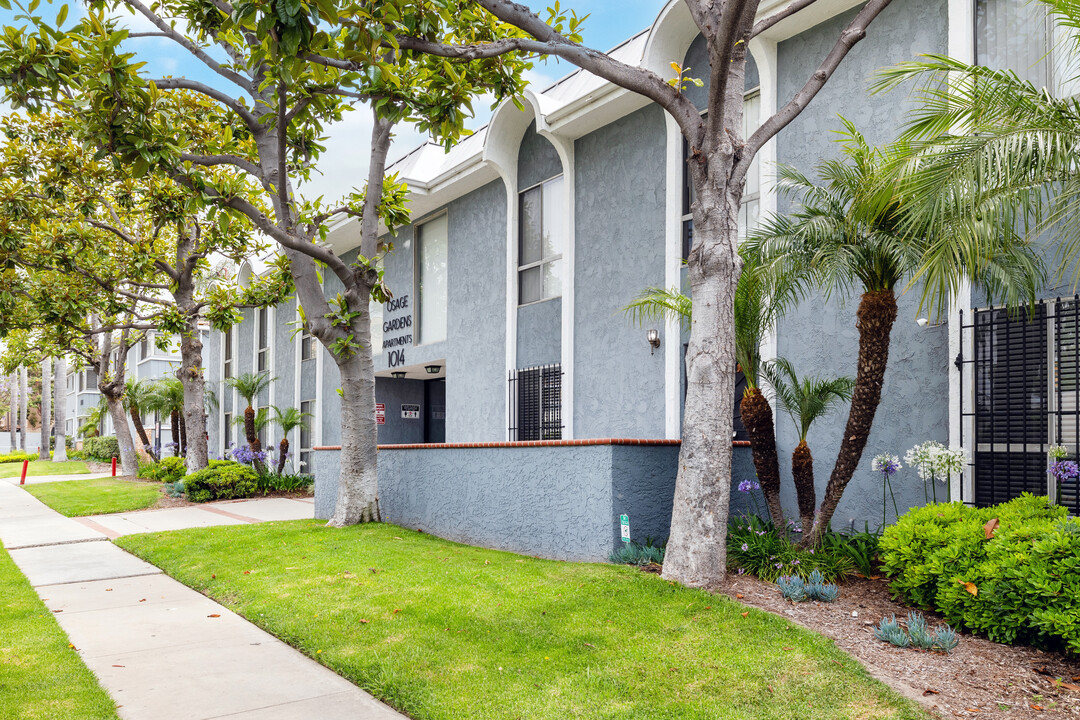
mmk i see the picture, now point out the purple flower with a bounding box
[737,479,761,493]
[737,568,745,575]
[774,562,782,569]
[756,530,766,536]
[740,543,748,551]
[1049,460,1080,484]
[792,559,800,565]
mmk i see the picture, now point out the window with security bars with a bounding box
[509,364,562,441]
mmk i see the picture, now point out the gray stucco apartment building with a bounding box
[204,0,1076,560]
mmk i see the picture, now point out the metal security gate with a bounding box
[958,299,1080,513]
[508,364,563,441]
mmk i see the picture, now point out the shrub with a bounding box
[163,481,185,499]
[820,528,880,577]
[610,541,665,566]
[873,612,959,654]
[141,457,187,483]
[67,449,88,460]
[777,570,839,602]
[727,516,852,582]
[182,462,258,503]
[83,436,121,462]
[0,451,35,464]
[252,471,314,495]
[880,494,1080,653]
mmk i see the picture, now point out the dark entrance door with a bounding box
[425,379,446,443]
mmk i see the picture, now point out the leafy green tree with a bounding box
[743,124,1044,546]
[271,405,309,475]
[0,0,530,527]
[760,358,854,535]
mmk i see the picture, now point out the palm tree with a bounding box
[870,0,1080,287]
[744,122,1044,546]
[761,358,855,536]
[224,371,274,473]
[78,397,108,438]
[149,378,186,457]
[123,379,159,462]
[624,258,795,528]
[270,405,309,475]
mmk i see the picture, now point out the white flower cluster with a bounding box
[904,441,965,481]
[870,453,902,474]
[1048,444,1070,461]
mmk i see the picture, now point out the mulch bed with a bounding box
[722,574,1080,718]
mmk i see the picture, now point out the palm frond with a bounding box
[623,287,691,329]
[761,357,855,441]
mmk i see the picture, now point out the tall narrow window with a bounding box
[139,334,149,360]
[301,329,315,361]
[976,0,1049,88]
[257,307,269,372]
[223,412,233,451]
[519,177,564,304]
[223,329,233,379]
[299,399,314,473]
[416,214,448,344]
[739,91,761,238]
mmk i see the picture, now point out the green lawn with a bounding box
[0,544,118,719]
[117,521,929,720]
[25,478,162,517]
[0,460,90,479]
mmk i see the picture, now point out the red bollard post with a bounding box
[111,457,117,477]
[19,459,28,485]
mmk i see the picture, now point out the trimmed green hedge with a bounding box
[83,436,120,462]
[183,461,257,503]
[0,451,35,464]
[880,494,1080,653]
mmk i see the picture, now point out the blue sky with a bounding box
[0,0,666,200]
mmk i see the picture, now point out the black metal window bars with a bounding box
[509,364,563,441]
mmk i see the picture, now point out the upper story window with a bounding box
[139,334,149,360]
[416,214,448,345]
[223,328,233,379]
[977,0,1080,96]
[257,307,269,372]
[519,176,564,305]
[301,329,315,361]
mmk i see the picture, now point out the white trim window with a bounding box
[518,176,564,305]
[301,329,316,361]
[257,307,269,373]
[223,328,234,379]
[977,0,1080,97]
[299,399,314,473]
[416,214,448,345]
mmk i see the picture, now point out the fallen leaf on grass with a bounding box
[207,614,221,618]
[359,619,369,624]
[112,665,125,668]
[52,609,62,613]
[243,571,250,575]
[741,612,749,618]
[139,598,146,602]
[766,685,773,693]
[782,647,793,651]
[583,643,595,648]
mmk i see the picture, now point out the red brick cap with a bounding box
[312,439,752,450]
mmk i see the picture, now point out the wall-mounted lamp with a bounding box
[424,364,442,375]
[916,318,945,329]
[391,371,407,380]
[647,329,661,355]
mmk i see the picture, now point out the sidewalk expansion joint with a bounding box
[33,570,162,588]
[6,536,110,551]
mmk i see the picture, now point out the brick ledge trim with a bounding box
[313,439,752,450]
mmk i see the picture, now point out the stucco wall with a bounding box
[315,442,681,561]
[774,0,950,529]
[516,299,561,368]
[573,104,668,439]
[517,122,562,189]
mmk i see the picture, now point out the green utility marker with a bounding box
[620,514,630,544]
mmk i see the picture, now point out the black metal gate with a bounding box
[958,299,1080,513]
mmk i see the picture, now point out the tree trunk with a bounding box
[178,328,208,472]
[53,359,67,462]
[661,185,741,589]
[104,392,139,477]
[327,299,381,526]
[129,406,158,463]
[739,388,785,527]
[791,440,816,535]
[39,359,50,460]
[278,437,289,475]
[169,410,180,453]
[244,405,257,449]
[802,290,898,547]
[178,410,188,457]
[19,366,27,452]
[8,373,16,452]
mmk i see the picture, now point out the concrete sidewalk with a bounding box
[0,481,405,719]
[2,471,114,485]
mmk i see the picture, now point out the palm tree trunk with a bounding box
[739,388,785,527]
[791,440,816,535]
[277,437,289,475]
[244,405,257,449]
[802,290,898,547]
[170,409,180,453]
[130,407,158,463]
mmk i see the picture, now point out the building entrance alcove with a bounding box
[375,362,446,445]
